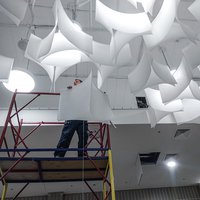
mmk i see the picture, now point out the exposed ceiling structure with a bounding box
[1,0,200,198]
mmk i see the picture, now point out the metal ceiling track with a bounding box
[0,91,116,200]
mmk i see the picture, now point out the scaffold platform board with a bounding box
[0,157,108,183]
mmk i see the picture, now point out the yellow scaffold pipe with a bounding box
[1,183,8,200]
[1,168,8,200]
[103,163,109,199]
[108,149,116,200]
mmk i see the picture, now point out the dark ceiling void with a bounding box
[174,129,190,138]
[139,152,160,165]
[136,97,149,108]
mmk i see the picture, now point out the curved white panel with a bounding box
[146,107,157,127]
[58,73,91,120]
[173,99,200,124]
[127,0,137,7]
[41,50,82,67]
[143,0,180,48]
[162,23,188,43]
[38,24,58,59]
[91,79,113,122]
[39,64,72,84]
[42,52,90,82]
[25,23,57,60]
[128,50,151,93]
[128,0,156,14]
[90,41,133,66]
[159,58,192,103]
[110,31,137,61]
[0,54,14,82]
[145,88,183,112]
[145,67,164,87]
[25,34,43,60]
[97,64,119,89]
[152,60,176,85]
[0,0,28,25]
[138,0,156,14]
[58,72,113,122]
[41,65,56,83]
[154,110,172,126]
[188,0,200,21]
[25,36,81,83]
[54,0,93,53]
[41,31,77,60]
[147,107,171,128]
[176,86,194,100]
[95,0,151,34]
[179,22,198,43]
[189,80,200,100]
[183,42,200,70]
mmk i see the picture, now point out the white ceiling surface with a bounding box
[1,0,200,198]
[1,123,200,197]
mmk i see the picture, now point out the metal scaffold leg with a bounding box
[1,168,8,200]
[1,182,8,200]
[108,149,116,200]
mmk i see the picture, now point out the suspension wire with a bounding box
[160,46,173,70]
[26,0,35,39]
[43,182,47,196]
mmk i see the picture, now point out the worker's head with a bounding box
[74,79,82,86]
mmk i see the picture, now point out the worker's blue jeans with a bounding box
[54,120,88,157]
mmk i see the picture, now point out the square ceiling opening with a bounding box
[139,152,160,165]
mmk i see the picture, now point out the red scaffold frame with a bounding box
[0,91,116,200]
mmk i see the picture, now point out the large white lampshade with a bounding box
[3,69,35,92]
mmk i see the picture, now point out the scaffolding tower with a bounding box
[0,91,115,200]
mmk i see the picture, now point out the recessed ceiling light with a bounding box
[166,160,177,168]
[3,69,35,92]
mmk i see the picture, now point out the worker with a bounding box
[54,79,88,157]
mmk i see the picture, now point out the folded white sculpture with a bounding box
[21,0,200,126]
